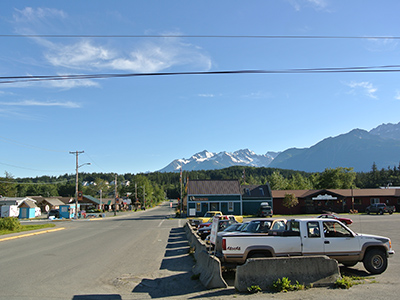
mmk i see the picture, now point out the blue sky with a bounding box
[1,0,400,178]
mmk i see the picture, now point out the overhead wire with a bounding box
[2,65,400,84]
[0,34,400,39]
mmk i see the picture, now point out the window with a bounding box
[196,203,201,212]
[354,198,361,205]
[228,202,234,212]
[371,198,380,204]
[210,203,219,211]
[323,221,352,238]
[307,221,321,238]
[259,188,264,196]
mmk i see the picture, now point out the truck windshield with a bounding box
[323,221,353,238]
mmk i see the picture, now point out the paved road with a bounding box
[1,205,399,299]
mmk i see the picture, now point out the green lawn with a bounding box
[0,223,56,236]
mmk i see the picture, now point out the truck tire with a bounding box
[380,210,384,215]
[363,249,387,274]
[389,211,393,215]
[366,209,370,215]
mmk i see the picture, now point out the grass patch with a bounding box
[0,223,56,236]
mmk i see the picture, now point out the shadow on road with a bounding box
[131,227,207,298]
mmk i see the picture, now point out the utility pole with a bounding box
[114,174,118,216]
[70,151,85,219]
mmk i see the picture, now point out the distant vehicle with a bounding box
[317,213,353,225]
[257,202,273,217]
[47,209,60,219]
[198,219,237,240]
[366,203,395,215]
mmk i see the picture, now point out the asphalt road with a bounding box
[1,205,399,299]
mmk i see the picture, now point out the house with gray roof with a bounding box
[186,180,273,217]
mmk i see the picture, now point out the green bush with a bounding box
[0,217,21,231]
[271,277,305,292]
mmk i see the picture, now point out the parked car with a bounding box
[257,202,273,217]
[317,213,353,225]
[366,203,395,215]
[47,209,60,219]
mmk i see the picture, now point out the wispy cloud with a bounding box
[365,38,398,52]
[198,94,215,98]
[346,81,378,99]
[288,0,329,11]
[44,36,212,73]
[0,100,81,108]
[13,7,67,23]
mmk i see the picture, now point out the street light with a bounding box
[74,160,90,218]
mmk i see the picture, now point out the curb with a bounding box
[0,227,65,242]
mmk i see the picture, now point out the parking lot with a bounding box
[193,213,400,300]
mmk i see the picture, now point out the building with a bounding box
[272,188,400,214]
[186,180,273,217]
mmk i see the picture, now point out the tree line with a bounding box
[0,163,399,204]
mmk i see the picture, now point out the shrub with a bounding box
[271,277,305,292]
[0,217,21,231]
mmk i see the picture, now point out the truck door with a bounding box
[322,221,360,255]
[302,221,325,255]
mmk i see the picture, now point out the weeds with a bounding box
[247,285,262,293]
[271,277,305,292]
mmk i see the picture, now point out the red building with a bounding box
[272,188,400,214]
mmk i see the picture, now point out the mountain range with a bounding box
[158,122,400,173]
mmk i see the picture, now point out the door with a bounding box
[302,221,325,255]
[322,221,360,255]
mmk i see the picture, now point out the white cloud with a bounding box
[13,7,67,23]
[365,38,398,52]
[0,100,80,108]
[198,94,215,98]
[45,40,114,70]
[288,0,329,11]
[42,35,212,73]
[346,81,378,99]
[395,91,400,100]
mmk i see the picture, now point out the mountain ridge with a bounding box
[158,122,400,173]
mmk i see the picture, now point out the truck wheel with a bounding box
[363,249,387,274]
[389,211,393,215]
[380,210,384,215]
[366,210,370,215]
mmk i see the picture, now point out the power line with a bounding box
[0,135,69,153]
[0,34,399,39]
[2,65,400,84]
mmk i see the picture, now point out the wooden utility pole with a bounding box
[70,150,84,219]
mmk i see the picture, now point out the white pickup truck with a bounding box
[220,218,394,274]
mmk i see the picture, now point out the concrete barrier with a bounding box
[235,256,341,292]
[184,222,228,289]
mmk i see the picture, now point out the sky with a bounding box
[1,0,400,178]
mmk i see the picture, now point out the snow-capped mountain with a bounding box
[158,149,277,172]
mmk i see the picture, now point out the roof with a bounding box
[272,188,400,199]
[18,199,37,208]
[41,198,65,206]
[188,180,241,195]
[242,185,272,198]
